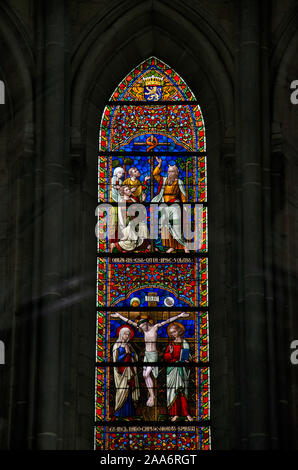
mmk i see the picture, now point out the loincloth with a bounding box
[143,351,158,378]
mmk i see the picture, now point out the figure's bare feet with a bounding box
[171,416,179,422]
[186,415,193,421]
[166,248,175,253]
[110,243,115,251]
[184,248,190,253]
[146,396,155,407]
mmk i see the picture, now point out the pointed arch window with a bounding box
[95,57,210,450]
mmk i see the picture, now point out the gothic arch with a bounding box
[71,0,234,137]
[70,0,236,450]
[0,2,34,136]
[271,3,298,80]
[271,3,298,148]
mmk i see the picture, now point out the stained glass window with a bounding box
[95,57,210,450]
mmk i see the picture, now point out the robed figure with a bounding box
[164,322,193,421]
[152,157,189,253]
[112,325,140,418]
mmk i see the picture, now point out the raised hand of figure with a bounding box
[169,344,174,354]
[144,175,150,182]
[124,344,130,354]
[155,156,162,165]
[179,312,189,318]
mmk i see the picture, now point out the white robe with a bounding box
[111,175,123,202]
[117,198,149,251]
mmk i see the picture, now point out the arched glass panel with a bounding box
[95,57,210,450]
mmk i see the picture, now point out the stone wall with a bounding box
[0,0,297,450]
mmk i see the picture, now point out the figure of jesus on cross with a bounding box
[111,311,189,407]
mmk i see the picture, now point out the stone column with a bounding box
[9,128,36,449]
[36,0,69,449]
[271,123,290,448]
[238,0,269,448]
[260,0,279,449]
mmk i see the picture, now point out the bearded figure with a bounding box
[152,156,188,252]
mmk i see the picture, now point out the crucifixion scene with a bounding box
[109,309,198,423]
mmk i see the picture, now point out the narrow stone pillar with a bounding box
[260,0,279,449]
[9,128,36,449]
[239,0,269,448]
[36,0,68,449]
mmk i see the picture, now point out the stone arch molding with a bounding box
[0,3,34,131]
[71,0,234,146]
[69,1,236,451]
[272,18,298,124]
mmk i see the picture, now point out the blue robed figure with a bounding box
[112,325,140,418]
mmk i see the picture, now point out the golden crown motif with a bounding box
[143,74,163,86]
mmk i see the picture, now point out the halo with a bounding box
[116,324,135,340]
[130,297,141,307]
[167,321,185,338]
